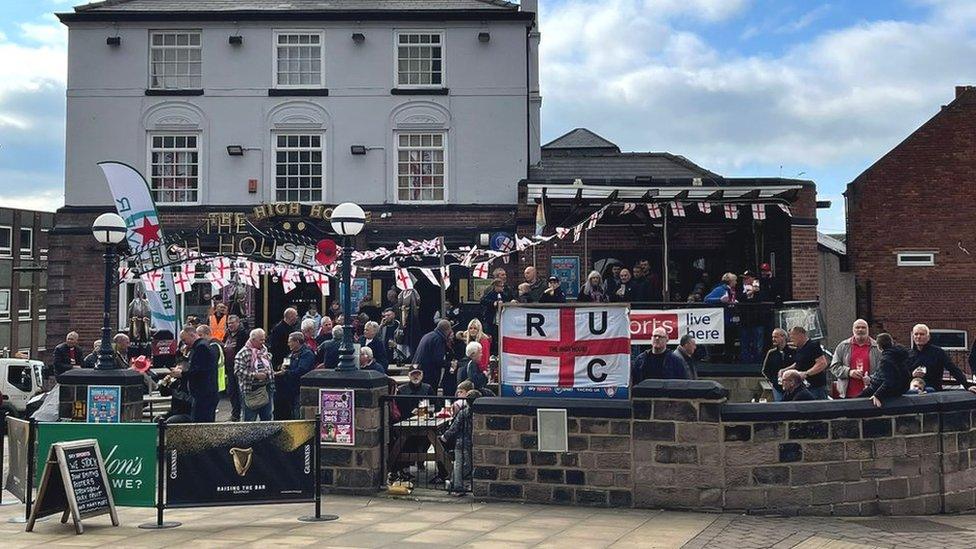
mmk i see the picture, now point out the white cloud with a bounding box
[538,0,976,178]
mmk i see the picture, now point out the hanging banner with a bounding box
[549,256,580,299]
[4,416,31,503]
[165,421,315,507]
[87,385,121,423]
[629,307,725,345]
[319,389,355,445]
[99,161,178,334]
[35,422,158,507]
[499,304,631,400]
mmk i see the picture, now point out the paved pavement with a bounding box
[3,489,976,548]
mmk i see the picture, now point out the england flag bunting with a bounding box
[140,270,162,292]
[238,261,260,288]
[395,267,414,291]
[670,202,686,217]
[420,267,440,287]
[281,268,299,294]
[555,227,571,239]
[118,265,133,282]
[172,270,193,295]
[573,224,584,243]
[587,210,600,230]
[440,265,452,289]
[181,260,196,280]
[777,204,792,216]
[472,262,490,279]
[723,204,739,219]
[309,271,330,296]
[698,202,712,214]
[620,203,636,215]
[209,257,231,281]
[646,203,662,218]
[752,204,767,220]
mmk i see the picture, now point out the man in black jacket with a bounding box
[910,324,975,392]
[269,307,299,369]
[780,370,815,401]
[315,325,343,369]
[360,320,388,371]
[52,332,83,376]
[859,333,911,406]
[762,328,793,401]
[222,315,248,421]
[172,325,218,422]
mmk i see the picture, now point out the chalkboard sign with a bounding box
[26,439,119,534]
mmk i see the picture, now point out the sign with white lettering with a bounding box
[499,304,631,399]
[629,308,725,345]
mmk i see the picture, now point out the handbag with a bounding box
[244,382,269,410]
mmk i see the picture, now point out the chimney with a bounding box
[956,85,975,99]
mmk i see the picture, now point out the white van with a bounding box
[0,358,46,417]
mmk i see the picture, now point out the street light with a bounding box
[330,202,365,372]
[91,213,127,370]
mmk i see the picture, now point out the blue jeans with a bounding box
[242,386,274,421]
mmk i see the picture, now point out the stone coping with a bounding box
[695,363,763,377]
[57,367,146,386]
[632,379,729,400]
[472,397,632,418]
[721,390,976,421]
[299,368,388,389]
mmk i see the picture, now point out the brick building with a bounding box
[846,86,976,362]
[0,207,53,358]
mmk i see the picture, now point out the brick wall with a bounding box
[847,87,976,350]
[471,381,976,515]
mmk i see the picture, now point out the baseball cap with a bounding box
[548,275,559,282]
[760,263,772,272]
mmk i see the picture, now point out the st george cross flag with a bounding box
[620,203,636,215]
[309,271,330,296]
[237,261,260,288]
[395,267,414,290]
[118,265,133,282]
[698,202,712,215]
[587,211,600,230]
[472,262,490,279]
[281,268,299,294]
[723,204,739,219]
[751,204,767,220]
[573,224,584,243]
[206,269,230,291]
[172,270,193,295]
[181,261,196,280]
[140,270,163,292]
[440,265,452,289]
[499,304,631,399]
[646,203,662,218]
[777,203,792,216]
[420,267,440,287]
[555,227,571,239]
[670,202,686,217]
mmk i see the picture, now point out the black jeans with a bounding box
[226,369,241,420]
[191,393,218,423]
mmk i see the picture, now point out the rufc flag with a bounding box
[499,304,631,399]
[99,162,178,334]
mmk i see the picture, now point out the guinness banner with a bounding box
[4,416,30,503]
[165,420,315,507]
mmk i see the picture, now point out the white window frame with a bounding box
[40,228,49,261]
[394,30,445,89]
[273,132,325,203]
[148,30,203,90]
[0,289,9,321]
[0,226,10,257]
[18,289,30,321]
[272,30,325,89]
[38,288,46,321]
[19,227,32,259]
[896,251,935,267]
[395,131,447,204]
[147,132,202,205]
[919,329,969,351]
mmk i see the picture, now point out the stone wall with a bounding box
[471,380,976,516]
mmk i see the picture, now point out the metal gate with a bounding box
[380,394,473,494]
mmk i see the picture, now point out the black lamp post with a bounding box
[330,202,366,372]
[91,212,127,370]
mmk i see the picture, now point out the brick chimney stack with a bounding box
[956,85,975,98]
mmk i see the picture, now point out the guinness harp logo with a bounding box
[230,447,254,476]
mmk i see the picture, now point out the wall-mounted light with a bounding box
[478,32,491,43]
[350,145,367,155]
[106,36,121,46]
[229,35,244,45]
[226,145,245,156]
[352,32,365,44]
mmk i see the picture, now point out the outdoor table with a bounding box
[142,393,171,420]
[387,415,453,478]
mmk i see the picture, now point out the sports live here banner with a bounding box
[629,307,725,345]
[500,304,632,399]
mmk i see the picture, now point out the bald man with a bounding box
[523,266,546,303]
[633,327,686,382]
[53,331,83,375]
[269,307,299,370]
[829,319,881,398]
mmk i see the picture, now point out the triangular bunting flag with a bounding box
[472,262,490,279]
[777,204,791,216]
[555,227,571,239]
[698,202,712,215]
[620,203,636,215]
[420,267,440,287]
[573,224,584,243]
[440,266,452,289]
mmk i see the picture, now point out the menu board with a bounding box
[26,439,119,534]
[319,389,355,445]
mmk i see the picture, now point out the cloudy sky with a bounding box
[2,1,976,232]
